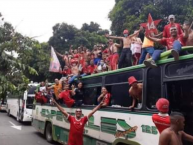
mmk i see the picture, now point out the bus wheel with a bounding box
[45,123,53,143]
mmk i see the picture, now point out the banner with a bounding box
[49,46,61,72]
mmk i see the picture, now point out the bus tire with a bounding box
[45,123,53,143]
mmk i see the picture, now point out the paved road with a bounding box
[0,111,60,145]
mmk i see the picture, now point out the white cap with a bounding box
[168,15,175,20]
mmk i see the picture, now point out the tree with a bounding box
[81,21,101,33]
[0,13,38,99]
[109,0,193,35]
[48,22,108,52]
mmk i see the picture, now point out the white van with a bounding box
[7,83,38,122]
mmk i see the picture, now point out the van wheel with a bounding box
[17,112,20,122]
[45,123,53,143]
[7,110,10,116]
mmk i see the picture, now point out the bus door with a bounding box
[164,61,193,145]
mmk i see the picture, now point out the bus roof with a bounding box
[82,46,193,79]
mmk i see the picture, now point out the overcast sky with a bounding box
[0,0,115,42]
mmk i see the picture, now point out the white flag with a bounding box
[49,47,61,72]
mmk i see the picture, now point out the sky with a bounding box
[0,0,115,42]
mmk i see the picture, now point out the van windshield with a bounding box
[26,96,34,109]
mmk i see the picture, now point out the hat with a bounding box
[168,15,175,20]
[123,29,129,34]
[128,76,137,86]
[156,98,169,113]
[70,59,78,64]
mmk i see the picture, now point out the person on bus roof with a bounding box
[152,98,170,134]
[97,87,111,107]
[128,76,143,109]
[162,15,183,38]
[159,112,193,145]
[51,97,103,145]
[144,22,189,68]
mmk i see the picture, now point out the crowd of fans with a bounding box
[56,14,193,80]
[35,14,193,108]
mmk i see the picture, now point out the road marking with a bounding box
[9,121,22,130]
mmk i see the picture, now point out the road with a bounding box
[0,111,60,145]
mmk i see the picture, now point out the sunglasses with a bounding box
[76,110,82,112]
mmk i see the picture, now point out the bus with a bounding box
[7,82,39,122]
[32,47,193,145]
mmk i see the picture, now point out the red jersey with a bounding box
[87,65,97,74]
[152,114,170,133]
[59,90,75,107]
[67,115,88,145]
[60,68,71,75]
[160,34,187,50]
[163,23,183,38]
[104,93,111,106]
[82,66,89,74]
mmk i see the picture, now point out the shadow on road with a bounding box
[33,132,63,145]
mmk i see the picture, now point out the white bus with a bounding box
[7,83,38,122]
[32,47,193,145]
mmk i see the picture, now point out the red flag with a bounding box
[140,13,161,35]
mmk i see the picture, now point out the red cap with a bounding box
[128,76,137,86]
[123,29,129,34]
[70,59,78,64]
[73,54,79,58]
[156,98,169,113]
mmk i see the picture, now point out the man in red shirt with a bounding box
[163,15,183,38]
[152,98,170,134]
[59,84,75,107]
[144,22,189,68]
[87,60,97,74]
[51,97,103,145]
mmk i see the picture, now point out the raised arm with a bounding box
[55,51,64,58]
[182,24,189,39]
[88,102,103,118]
[51,98,69,117]
[129,26,143,38]
[181,131,193,142]
[105,34,123,40]
[146,34,162,43]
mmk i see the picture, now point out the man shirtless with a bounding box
[184,20,193,46]
[56,51,70,66]
[128,76,143,109]
[159,112,193,145]
[105,27,142,68]
[108,39,121,70]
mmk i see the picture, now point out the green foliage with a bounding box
[49,22,108,53]
[109,0,193,35]
[0,13,42,99]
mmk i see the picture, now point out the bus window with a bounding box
[167,79,193,143]
[110,83,131,107]
[146,67,161,109]
[83,87,101,105]
[105,70,142,84]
